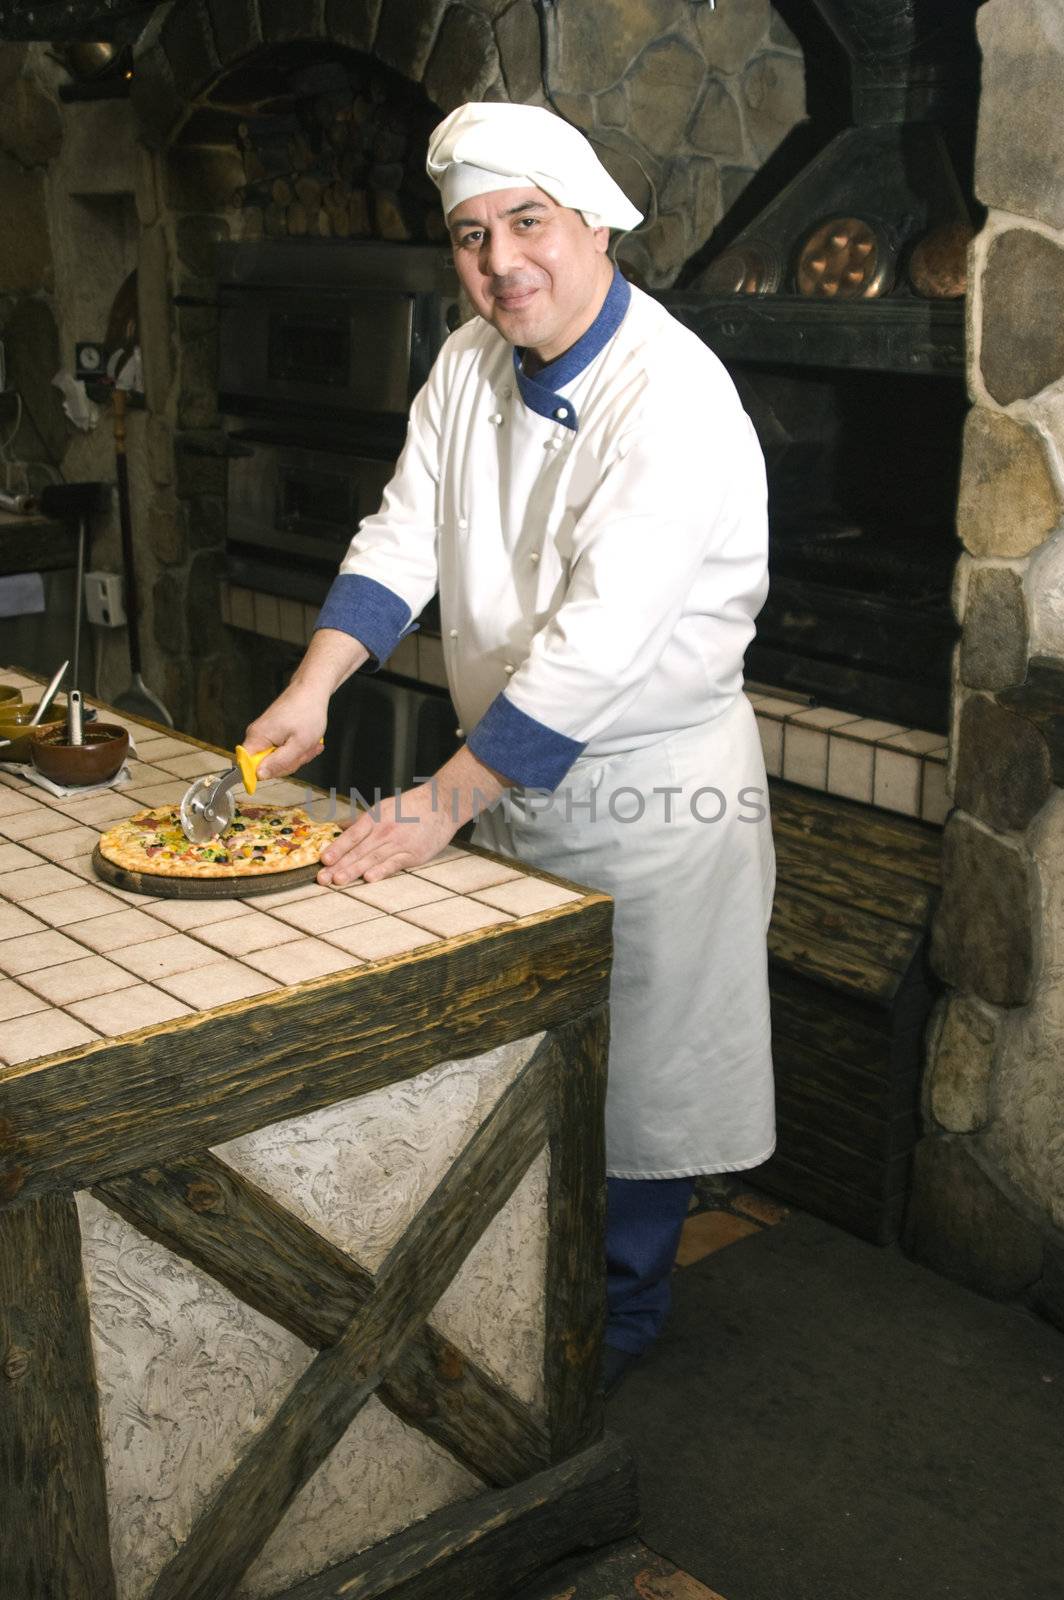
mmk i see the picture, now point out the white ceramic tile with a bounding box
[837,717,907,744]
[782,724,829,789]
[749,695,807,719]
[159,750,229,779]
[0,786,41,817]
[132,735,198,762]
[324,916,440,961]
[881,728,951,754]
[826,736,875,803]
[124,761,177,787]
[53,793,140,827]
[0,928,89,976]
[873,747,921,817]
[921,759,951,826]
[271,894,383,934]
[22,884,123,927]
[0,1008,98,1065]
[242,937,358,983]
[122,780,192,807]
[346,874,454,913]
[0,862,83,902]
[401,896,514,938]
[109,933,223,980]
[68,983,195,1035]
[229,586,256,630]
[253,591,282,639]
[22,954,139,1006]
[70,907,174,953]
[247,882,327,909]
[0,978,49,1021]
[471,879,583,916]
[413,855,524,894]
[0,902,46,941]
[757,714,783,779]
[0,806,80,841]
[0,841,39,872]
[156,959,280,1008]
[278,597,305,646]
[195,912,300,956]
[788,706,863,730]
[30,825,103,862]
[145,898,252,930]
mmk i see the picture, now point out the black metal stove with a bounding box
[661,0,981,734]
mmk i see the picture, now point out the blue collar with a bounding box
[512,267,631,433]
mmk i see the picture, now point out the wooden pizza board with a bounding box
[92,845,323,900]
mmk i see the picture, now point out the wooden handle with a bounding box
[113,386,127,454]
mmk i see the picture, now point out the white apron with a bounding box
[326,281,777,1175]
[475,693,776,1178]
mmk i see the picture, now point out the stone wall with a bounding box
[906,0,1064,1333]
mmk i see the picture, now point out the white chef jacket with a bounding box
[318,270,776,1177]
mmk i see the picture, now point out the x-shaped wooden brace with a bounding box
[130,1034,554,1600]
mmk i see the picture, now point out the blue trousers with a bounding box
[605,1175,696,1356]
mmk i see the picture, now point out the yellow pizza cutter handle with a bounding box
[234,741,325,796]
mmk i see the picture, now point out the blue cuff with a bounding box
[467,693,585,791]
[315,574,415,666]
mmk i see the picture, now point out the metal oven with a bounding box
[217,239,459,423]
[218,239,460,797]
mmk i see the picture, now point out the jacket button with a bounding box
[530,552,540,564]
[553,407,567,421]
[504,664,514,675]
[455,728,465,738]
[449,628,458,639]
[489,412,503,425]
[457,516,469,530]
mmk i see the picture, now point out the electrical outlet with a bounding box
[84,570,127,628]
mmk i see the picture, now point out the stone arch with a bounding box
[130,0,506,151]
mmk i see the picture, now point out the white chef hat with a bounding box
[426,102,644,233]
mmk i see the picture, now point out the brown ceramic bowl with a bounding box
[0,701,69,763]
[31,722,129,787]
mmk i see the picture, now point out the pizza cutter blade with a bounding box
[178,744,275,843]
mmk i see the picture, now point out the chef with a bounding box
[247,101,776,1394]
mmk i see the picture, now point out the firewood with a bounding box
[263,202,286,238]
[286,201,308,237]
[295,176,323,210]
[271,176,293,207]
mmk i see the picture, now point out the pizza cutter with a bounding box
[178,744,274,843]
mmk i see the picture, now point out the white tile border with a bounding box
[218,586,952,826]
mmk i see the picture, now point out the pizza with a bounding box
[97,803,343,879]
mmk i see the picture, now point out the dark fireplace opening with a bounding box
[738,364,966,733]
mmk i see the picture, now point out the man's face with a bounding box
[447,186,612,365]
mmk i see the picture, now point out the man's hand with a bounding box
[319,745,509,886]
[243,628,369,780]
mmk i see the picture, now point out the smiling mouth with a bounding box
[494,287,538,310]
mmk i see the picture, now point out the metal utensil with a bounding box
[178,744,275,843]
[29,660,69,727]
[68,688,84,748]
[111,388,174,727]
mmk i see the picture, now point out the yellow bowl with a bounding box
[0,685,23,711]
[0,701,69,763]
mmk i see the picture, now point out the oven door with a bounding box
[227,434,395,565]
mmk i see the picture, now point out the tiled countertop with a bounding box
[0,670,586,1070]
